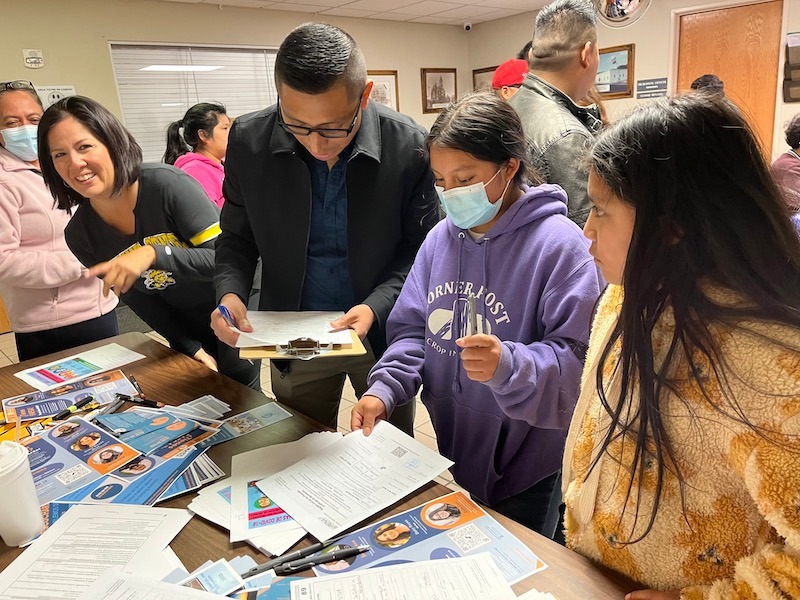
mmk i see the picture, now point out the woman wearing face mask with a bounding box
[0,81,117,360]
[163,102,230,208]
[351,93,603,536]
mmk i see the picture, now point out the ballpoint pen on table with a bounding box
[128,374,146,399]
[86,397,126,422]
[116,393,164,409]
[241,541,326,579]
[273,545,370,575]
[52,396,95,421]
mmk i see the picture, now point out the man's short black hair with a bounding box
[275,22,367,101]
[530,0,597,71]
[690,74,725,95]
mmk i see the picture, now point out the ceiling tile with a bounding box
[321,6,378,16]
[409,14,460,23]
[210,0,274,6]
[396,1,463,16]
[278,0,346,6]
[432,4,499,18]
[478,7,522,19]
[345,0,417,10]
[482,0,544,9]
[370,11,417,20]
[268,1,331,11]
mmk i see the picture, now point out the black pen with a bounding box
[128,374,146,398]
[52,396,95,421]
[273,545,370,575]
[115,393,164,409]
[242,541,326,579]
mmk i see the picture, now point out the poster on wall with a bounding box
[37,86,76,110]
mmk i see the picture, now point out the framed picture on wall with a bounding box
[595,44,635,100]
[368,70,399,111]
[421,68,457,113]
[472,66,497,91]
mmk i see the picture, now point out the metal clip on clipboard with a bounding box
[275,337,334,360]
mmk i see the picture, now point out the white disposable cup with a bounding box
[0,441,44,546]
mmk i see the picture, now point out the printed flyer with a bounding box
[311,490,547,584]
[23,418,141,505]
[2,369,138,423]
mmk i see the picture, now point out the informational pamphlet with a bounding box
[312,491,547,584]
[15,344,146,391]
[2,369,137,423]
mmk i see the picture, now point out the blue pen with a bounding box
[217,304,236,327]
[217,304,255,365]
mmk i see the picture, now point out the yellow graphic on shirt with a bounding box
[115,233,187,291]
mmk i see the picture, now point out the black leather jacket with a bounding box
[508,74,603,227]
[215,101,438,358]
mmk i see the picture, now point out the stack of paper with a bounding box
[257,421,454,542]
[291,553,517,599]
[188,432,343,556]
[0,504,192,599]
[234,311,353,348]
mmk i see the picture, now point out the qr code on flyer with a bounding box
[447,523,491,553]
[391,446,407,459]
[55,464,92,486]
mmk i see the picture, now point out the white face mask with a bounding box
[435,167,511,230]
[1,124,38,162]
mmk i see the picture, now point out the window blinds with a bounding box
[110,44,278,162]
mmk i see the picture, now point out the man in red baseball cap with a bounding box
[491,59,529,101]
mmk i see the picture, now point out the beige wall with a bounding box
[0,0,470,129]
[3,0,799,150]
[468,0,800,157]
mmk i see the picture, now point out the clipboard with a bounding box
[239,329,367,361]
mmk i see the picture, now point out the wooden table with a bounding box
[0,333,636,598]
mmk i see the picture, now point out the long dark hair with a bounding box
[38,95,142,210]
[163,101,226,164]
[426,91,539,186]
[589,93,800,543]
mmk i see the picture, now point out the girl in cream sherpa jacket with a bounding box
[563,284,800,599]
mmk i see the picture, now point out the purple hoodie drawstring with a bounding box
[452,231,466,394]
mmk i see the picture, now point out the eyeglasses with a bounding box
[277,99,361,139]
[0,81,35,93]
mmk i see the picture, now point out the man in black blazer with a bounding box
[211,22,438,434]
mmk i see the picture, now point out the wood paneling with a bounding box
[677,1,783,154]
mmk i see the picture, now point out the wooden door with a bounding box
[677,0,783,154]
[0,296,10,335]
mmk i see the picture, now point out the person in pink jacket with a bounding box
[0,81,117,360]
[163,102,230,208]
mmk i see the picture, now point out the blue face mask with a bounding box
[1,124,38,162]
[435,167,512,230]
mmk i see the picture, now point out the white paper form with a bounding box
[15,344,146,391]
[0,504,192,600]
[234,311,352,348]
[84,571,222,600]
[517,590,559,599]
[230,432,343,551]
[258,421,453,541]
[290,553,516,600]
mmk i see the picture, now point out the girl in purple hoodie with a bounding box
[352,93,603,536]
[164,102,230,208]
